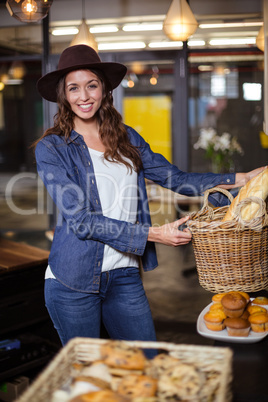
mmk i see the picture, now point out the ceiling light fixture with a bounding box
[6,0,53,23]
[209,38,256,46]
[98,42,146,51]
[256,26,264,52]
[52,27,79,36]
[70,0,98,52]
[90,25,118,33]
[122,23,163,32]
[148,41,183,48]
[199,22,263,29]
[163,0,198,42]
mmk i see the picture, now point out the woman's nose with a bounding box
[80,88,90,101]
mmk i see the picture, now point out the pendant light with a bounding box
[163,0,198,42]
[70,0,98,52]
[6,0,53,23]
[256,25,264,52]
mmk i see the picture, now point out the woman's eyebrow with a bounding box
[66,79,99,87]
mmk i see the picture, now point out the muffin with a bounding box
[252,296,268,306]
[221,292,247,318]
[248,312,268,332]
[203,310,227,331]
[236,291,250,303]
[211,293,227,303]
[209,302,224,312]
[247,305,267,315]
[224,317,251,337]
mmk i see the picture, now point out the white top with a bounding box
[45,146,139,279]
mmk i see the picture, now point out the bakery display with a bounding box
[200,291,268,340]
[222,166,268,222]
[47,339,228,402]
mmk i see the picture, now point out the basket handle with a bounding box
[234,196,268,227]
[201,187,234,211]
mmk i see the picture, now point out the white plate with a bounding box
[197,299,268,344]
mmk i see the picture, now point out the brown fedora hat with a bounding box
[37,44,127,102]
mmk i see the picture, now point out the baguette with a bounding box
[222,166,268,221]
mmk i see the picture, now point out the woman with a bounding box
[35,44,264,348]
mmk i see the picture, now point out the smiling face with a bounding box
[65,69,103,124]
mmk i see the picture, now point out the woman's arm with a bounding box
[218,166,267,189]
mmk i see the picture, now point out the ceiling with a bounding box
[0,0,264,57]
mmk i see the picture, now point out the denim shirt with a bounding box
[35,125,235,293]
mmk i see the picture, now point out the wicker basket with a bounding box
[187,187,268,293]
[15,337,233,402]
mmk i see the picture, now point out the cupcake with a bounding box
[252,296,268,306]
[211,293,227,304]
[248,313,268,332]
[224,317,251,337]
[203,310,227,331]
[247,305,267,315]
[221,292,247,318]
[209,302,224,312]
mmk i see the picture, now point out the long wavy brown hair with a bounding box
[33,68,142,172]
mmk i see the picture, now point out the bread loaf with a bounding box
[222,167,268,221]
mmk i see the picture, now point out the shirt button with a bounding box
[135,248,137,252]
[88,162,91,166]
[96,199,98,204]
[92,179,94,184]
[136,220,139,224]
[227,179,230,183]
[83,145,86,149]
[98,261,101,267]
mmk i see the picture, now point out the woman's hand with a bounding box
[148,215,192,247]
[220,166,267,189]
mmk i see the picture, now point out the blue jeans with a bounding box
[45,267,157,356]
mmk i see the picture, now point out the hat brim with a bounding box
[37,61,127,102]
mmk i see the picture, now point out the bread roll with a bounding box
[222,166,268,221]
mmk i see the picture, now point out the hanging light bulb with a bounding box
[256,25,264,52]
[70,19,98,52]
[163,0,198,42]
[6,0,53,23]
[21,0,37,15]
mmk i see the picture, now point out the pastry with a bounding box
[247,305,267,315]
[69,390,128,401]
[224,317,251,337]
[211,293,227,303]
[117,374,157,399]
[248,312,268,332]
[203,310,227,331]
[157,363,204,400]
[209,302,224,312]
[144,353,180,378]
[252,296,268,305]
[100,341,146,370]
[222,166,268,221]
[221,292,247,318]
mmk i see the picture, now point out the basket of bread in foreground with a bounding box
[187,167,268,293]
[15,337,233,402]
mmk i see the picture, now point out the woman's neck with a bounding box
[74,118,106,152]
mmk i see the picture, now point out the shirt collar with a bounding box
[66,130,82,144]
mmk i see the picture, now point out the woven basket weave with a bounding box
[187,187,268,293]
[15,337,233,402]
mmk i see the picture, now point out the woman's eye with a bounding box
[69,86,77,91]
[89,84,97,89]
